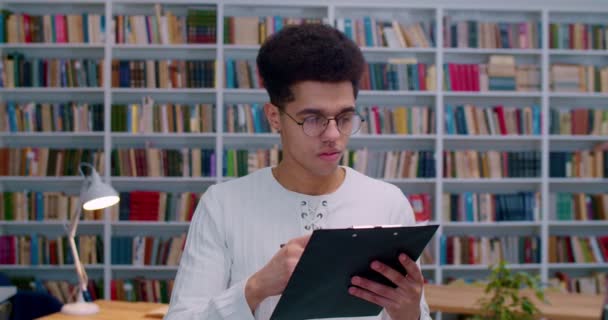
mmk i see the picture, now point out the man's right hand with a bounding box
[244,234,311,312]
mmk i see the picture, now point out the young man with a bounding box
[166,23,431,320]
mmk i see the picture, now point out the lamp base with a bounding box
[61,301,100,315]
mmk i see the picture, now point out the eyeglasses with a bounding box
[280,109,365,137]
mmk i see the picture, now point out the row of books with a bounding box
[549,151,607,178]
[360,61,436,91]
[359,105,435,135]
[443,192,541,222]
[0,192,103,221]
[0,148,105,177]
[0,235,102,265]
[443,151,541,178]
[0,102,104,133]
[9,277,103,304]
[553,193,608,221]
[224,103,273,134]
[223,16,324,45]
[111,148,216,177]
[549,108,608,136]
[112,60,215,88]
[550,272,607,296]
[111,278,173,303]
[112,102,216,133]
[346,149,436,179]
[443,18,541,49]
[551,64,608,93]
[1,13,105,44]
[0,54,103,88]
[548,235,608,263]
[445,105,541,135]
[440,235,541,265]
[334,18,434,48]
[444,63,540,92]
[224,148,279,177]
[224,59,262,89]
[114,6,217,45]
[118,191,200,222]
[111,235,186,266]
[549,23,608,50]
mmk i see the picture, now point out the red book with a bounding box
[493,105,508,135]
[472,64,480,91]
[448,63,458,91]
[23,14,32,43]
[418,64,426,91]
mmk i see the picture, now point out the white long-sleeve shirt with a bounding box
[165,166,432,320]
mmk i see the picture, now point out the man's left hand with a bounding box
[348,253,423,320]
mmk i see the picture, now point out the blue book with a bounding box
[82,14,89,43]
[274,16,283,32]
[532,105,541,135]
[445,105,455,134]
[7,101,17,132]
[36,192,44,221]
[440,235,447,265]
[344,19,353,41]
[465,192,474,222]
[31,234,39,265]
[363,17,374,46]
[225,59,235,88]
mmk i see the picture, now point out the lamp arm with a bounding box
[67,196,90,301]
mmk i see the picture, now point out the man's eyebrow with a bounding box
[295,106,356,117]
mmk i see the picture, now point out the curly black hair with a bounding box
[256,23,365,108]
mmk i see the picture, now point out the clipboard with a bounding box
[270,224,438,320]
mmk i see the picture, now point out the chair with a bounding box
[0,273,63,320]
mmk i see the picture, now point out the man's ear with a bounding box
[264,102,282,133]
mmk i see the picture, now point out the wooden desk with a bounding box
[38,300,167,320]
[425,284,605,320]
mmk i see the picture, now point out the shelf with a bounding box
[223,44,261,52]
[112,133,217,148]
[0,220,104,234]
[112,88,217,104]
[442,221,541,228]
[360,47,436,54]
[550,178,608,193]
[0,176,85,192]
[443,91,541,98]
[444,48,542,55]
[443,135,541,151]
[549,49,608,56]
[443,178,541,193]
[0,264,104,271]
[111,265,179,271]
[223,88,267,103]
[421,265,438,271]
[223,133,279,148]
[0,43,104,49]
[549,92,608,99]
[442,222,540,236]
[549,221,608,236]
[549,221,608,227]
[441,264,541,271]
[0,132,104,148]
[0,88,105,102]
[113,44,216,50]
[549,135,608,150]
[110,177,217,192]
[547,263,608,270]
[112,221,190,234]
[349,134,437,149]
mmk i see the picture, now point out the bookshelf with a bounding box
[1,0,608,311]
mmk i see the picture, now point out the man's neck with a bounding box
[272,161,345,196]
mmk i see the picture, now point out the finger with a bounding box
[351,276,401,302]
[289,234,312,248]
[369,261,408,288]
[399,254,424,284]
[348,286,397,309]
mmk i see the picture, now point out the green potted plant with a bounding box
[473,260,546,320]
